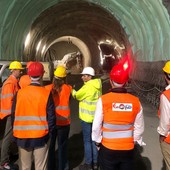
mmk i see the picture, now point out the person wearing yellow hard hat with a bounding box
[157,61,170,170]
[19,61,33,89]
[0,61,24,169]
[45,65,72,170]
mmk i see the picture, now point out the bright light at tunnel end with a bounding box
[24,32,31,48]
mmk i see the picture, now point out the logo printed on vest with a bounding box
[112,103,132,111]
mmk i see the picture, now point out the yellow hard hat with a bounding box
[163,61,170,74]
[9,61,24,70]
[54,66,66,78]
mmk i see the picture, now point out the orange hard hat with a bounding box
[110,64,129,84]
[27,62,44,77]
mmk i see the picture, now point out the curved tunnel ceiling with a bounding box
[23,0,129,69]
[0,0,170,62]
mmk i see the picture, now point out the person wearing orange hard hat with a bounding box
[19,61,33,89]
[157,61,170,170]
[45,65,72,170]
[11,62,56,170]
[92,63,145,170]
[0,61,24,170]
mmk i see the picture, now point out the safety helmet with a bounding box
[27,62,44,77]
[110,64,129,84]
[26,61,33,68]
[81,67,95,76]
[163,61,170,74]
[54,66,66,78]
[9,61,24,70]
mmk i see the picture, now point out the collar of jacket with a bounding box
[109,87,127,93]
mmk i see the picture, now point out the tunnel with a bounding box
[0,0,170,106]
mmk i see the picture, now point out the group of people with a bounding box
[0,59,170,170]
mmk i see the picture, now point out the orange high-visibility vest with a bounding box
[158,89,170,143]
[101,92,141,150]
[19,75,31,89]
[13,86,50,138]
[0,75,20,119]
[45,84,72,126]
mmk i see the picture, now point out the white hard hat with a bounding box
[81,67,95,76]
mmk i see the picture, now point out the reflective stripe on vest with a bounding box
[0,94,13,117]
[14,116,46,121]
[1,93,13,98]
[56,106,69,110]
[103,130,133,139]
[101,92,140,150]
[13,125,48,130]
[0,75,19,119]
[79,99,98,122]
[54,84,72,126]
[103,123,133,130]
[13,86,49,138]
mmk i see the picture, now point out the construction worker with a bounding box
[45,65,72,170]
[0,61,24,170]
[11,62,56,170]
[19,61,33,89]
[72,67,102,170]
[157,61,170,170]
[92,64,145,170]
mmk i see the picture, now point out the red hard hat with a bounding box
[26,61,33,68]
[110,64,129,84]
[28,62,44,77]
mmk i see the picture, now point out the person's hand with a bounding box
[160,135,166,142]
[95,142,100,150]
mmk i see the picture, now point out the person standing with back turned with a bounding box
[46,65,72,170]
[11,62,56,170]
[92,63,145,170]
[0,61,24,170]
[72,67,102,170]
[19,61,33,89]
[157,61,170,170]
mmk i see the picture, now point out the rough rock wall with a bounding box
[130,61,167,108]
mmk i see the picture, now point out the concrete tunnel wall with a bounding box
[0,0,170,61]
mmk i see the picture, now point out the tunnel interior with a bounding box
[23,0,130,73]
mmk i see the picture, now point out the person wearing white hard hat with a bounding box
[72,66,102,170]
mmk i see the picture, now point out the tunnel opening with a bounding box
[22,0,130,74]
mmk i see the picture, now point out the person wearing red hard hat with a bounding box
[19,61,33,89]
[92,63,145,170]
[11,62,56,170]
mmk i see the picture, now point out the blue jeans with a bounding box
[48,125,70,170]
[81,120,98,165]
